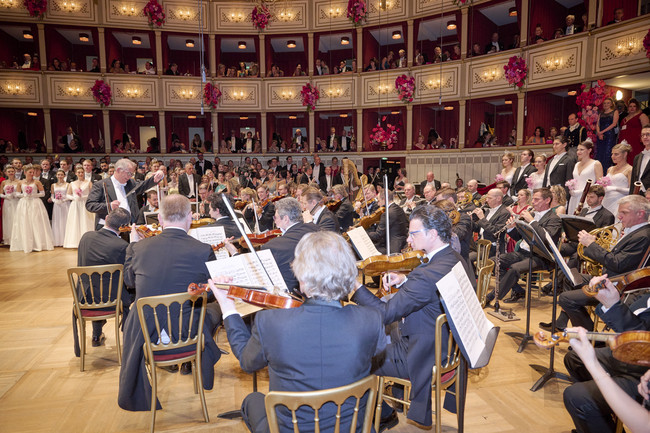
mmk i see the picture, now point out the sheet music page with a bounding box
[436,262,495,368]
[238,218,252,234]
[545,231,578,286]
[205,249,288,292]
[190,226,229,259]
[346,227,381,260]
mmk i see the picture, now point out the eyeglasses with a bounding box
[642,133,650,137]
[408,229,426,237]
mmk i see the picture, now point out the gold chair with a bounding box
[477,259,495,308]
[136,292,209,433]
[374,314,462,432]
[264,375,378,433]
[68,264,124,372]
[475,239,492,272]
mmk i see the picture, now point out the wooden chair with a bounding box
[477,259,495,308]
[264,375,378,433]
[374,314,462,432]
[68,264,124,372]
[136,292,209,433]
[475,239,492,272]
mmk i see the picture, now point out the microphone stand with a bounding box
[384,175,390,256]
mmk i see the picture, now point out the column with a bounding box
[37,24,47,70]
[102,110,111,153]
[516,92,525,146]
[307,32,314,76]
[458,100,466,149]
[155,30,163,75]
[212,111,219,150]
[308,110,315,153]
[356,27,363,72]
[405,104,413,150]
[460,7,469,59]
[407,20,414,67]
[98,28,107,73]
[519,0,529,47]
[259,34,266,78]
[44,109,53,152]
[261,112,268,153]
[591,0,600,30]
[356,108,363,151]
[209,34,216,77]
[158,111,166,152]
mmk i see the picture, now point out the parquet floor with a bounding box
[0,246,576,432]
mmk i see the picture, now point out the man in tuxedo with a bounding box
[436,188,473,263]
[204,193,241,239]
[468,188,511,276]
[244,185,275,232]
[485,32,503,53]
[606,7,624,25]
[354,184,380,219]
[421,171,441,192]
[228,129,241,153]
[487,188,562,304]
[59,160,77,183]
[338,128,351,152]
[565,14,582,35]
[297,166,315,185]
[331,185,355,232]
[11,158,24,179]
[212,231,384,433]
[242,131,254,154]
[60,126,81,150]
[563,113,587,158]
[367,189,408,254]
[293,129,307,149]
[301,187,339,233]
[81,159,101,182]
[467,179,481,203]
[325,127,338,151]
[353,205,474,429]
[314,58,327,75]
[136,190,159,225]
[544,136,576,199]
[399,183,424,215]
[496,181,514,206]
[422,184,437,205]
[118,194,222,411]
[194,152,213,176]
[39,159,55,219]
[261,198,318,294]
[511,149,536,195]
[86,158,164,230]
[98,160,110,179]
[311,154,325,183]
[629,125,650,195]
[178,163,198,199]
[73,208,131,356]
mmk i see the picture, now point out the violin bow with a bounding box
[384,174,391,255]
[250,195,261,234]
[102,180,111,214]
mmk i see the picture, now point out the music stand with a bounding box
[508,221,554,353]
[560,215,596,243]
[529,229,575,392]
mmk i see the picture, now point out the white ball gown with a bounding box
[527,171,545,192]
[567,160,597,215]
[1,181,20,244]
[51,183,71,247]
[9,182,54,253]
[602,171,630,217]
[63,180,95,249]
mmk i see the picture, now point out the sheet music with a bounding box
[436,262,495,368]
[205,249,288,292]
[545,230,578,286]
[188,226,229,259]
[239,218,252,234]
[346,226,381,260]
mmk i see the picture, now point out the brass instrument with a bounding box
[577,224,621,276]
[456,191,472,210]
[434,200,461,225]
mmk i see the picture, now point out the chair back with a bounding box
[475,239,492,271]
[265,375,378,433]
[136,292,207,360]
[434,314,462,430]
[68,264,124,313]
[476,259,495,308]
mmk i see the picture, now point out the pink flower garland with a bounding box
[643,29,650,59]
[143,0,166,28]
[91,80,112,107]
[503,55,528,88]
[24,0,47,18]
[203,83,222,110]
[495,174,504,182]
[370,116,400,150]
[346,0,367,26]
[300,83,319,111]
[395,74,415,103]
[251,3,271,31]
[575,80,615,141]
[452,0,472,6]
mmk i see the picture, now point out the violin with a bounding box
[354,206,385,230]
[238,229,283,248]
[533,329,650,367]
[234,200,249,210]
[211,241,225,251]
[188,283,303,309]
[581,268,650,297]
[325,199,342,212]
[190,217,216,229]
[118,225,161,238]
[358,250,429,276]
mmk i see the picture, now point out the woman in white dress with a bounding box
[602,141,632,217]
[500,152,517,192]
[0,165,21,245]
[63,165,95,249]
[9,164,54,253]
[527,154,547,191]
[50,169,70,247]
[567,141,603,215]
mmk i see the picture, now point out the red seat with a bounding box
[153,350,197,362]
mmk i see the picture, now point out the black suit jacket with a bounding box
[511,164,536,195]
[629,152,650,195]
[244,202,275,232]
[63,170,77,183]
[205,217,241,239]
[335,198,355,232]
[543,153,576,198]
[563,125,587,149]
[584,224,650,276]
[420,179,441,191]
[119,229,221,411]
[39,173,54,218]
[86,176,158,230]
[315,207,340,233]
[352,245,474,426]
[224,298,384,431]
[77,228,129,298]
[261,222,319,293]
[580,206,615,228]
[474,205,510,252]
[502,195,514,207]
[178,173,199,198]
[509,209,563,248]
[454,213,473,262]
[136,203,158,225]
[368,203,409,254]
[484,41,504,53]
[194,160,213,176]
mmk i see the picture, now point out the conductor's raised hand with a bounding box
[153,170,165,183]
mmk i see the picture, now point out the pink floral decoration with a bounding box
[503,55,528,88]
[251,3,271,31]
[565,179,577,191]
[495,174,504,182]
[203,83,222,110]
[24,186,33,195]
[452,0,472,6]
[575,80,615,141]
[143,0,166,28]
[54,191,63,200]
[644,29,650,59]
[596,176,612,187]
[300,83,320,111]
[525,177,534,189]
[24,0,47,18]
[91,80,112,107]
[395,74,415,104]
[5,185,15,195]
[370,116,400,150]
[346,0,367,26]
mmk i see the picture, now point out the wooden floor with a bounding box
[0,246,577,433]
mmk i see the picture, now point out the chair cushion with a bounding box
[80,309,115,317]
[153,350,196,362]
[440,369,456,385]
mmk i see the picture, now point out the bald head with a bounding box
[426,171,435,182]
[467,179,478,193]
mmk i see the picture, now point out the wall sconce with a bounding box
[27,111,38,116]
[427,78,441,89]
[125,88,140,98]
[377,84,391,94]
[23,30,33,40]
[238,41,247,49]
[543,56,563,71]
[341,36,350,45]
[187,115,197,119]
[61,1,78,12]
[482,68,499,82]
[340,113,348,118]
[240,116,248,120]
[390,110,400,115]
[278,10,293,21]
[379,0,393,11]
[6,83,22,95]
[180,89,194,99]
[280,90,294,100]
[392,30,401,40]
[178,9,192,20]
[327,88,343,97]
[135,114,145,118]
[232,90,245,100]
[567,90,577,96]
[286,40,296,48]
[509,7,517,17]
[288,115,297,120]
[66,86,82,96]
[132,36,142,45]
[0,0,16,8]
[328,7,342,18]
[615,37,641,57]
[120,4,137,16]
[230,11,244,22]
[504,100,512,105]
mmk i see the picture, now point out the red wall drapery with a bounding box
[0,23,39,67]
[314,111,355,141]
[467,97,517,147]
[216,35,259,72]
[50,109,102,152]
[109,111,160,150]
[164,112,211,147]
[162,33,208,76]
[601,0,637,24]
[105,29,155,72]
[412,104,460,145]
[362,108,406,151]
[267,35,308,76]
[267,112,308,147]
[220,115,262,145]
[0,108,45,149]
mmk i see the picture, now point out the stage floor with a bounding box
[0,246,575,433]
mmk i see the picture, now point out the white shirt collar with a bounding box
[569,123,580,132]
[624,222,648,237]
[426,243,450,261]
[111,174,126,188]
[282,222,299,234]
[312,205,326,222]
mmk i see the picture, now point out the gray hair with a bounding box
[105,208,131,230]
[291,232,358,301]
[410,205,452,244]
[160,194,191,223]
[115,158,135,172]
[618,195,650,217]
[275,197,303,223]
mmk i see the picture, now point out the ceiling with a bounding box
[167,35,204,52]
[2,25,36,42]
[554,0,583,8]
[318,32,353,52]
[418,16,458,41]
[221,37,256,53]
[270,36,305,53]
[479,0,517,27]
[317,112,353,119]
[368,25,404,46]
[605,72,650,91]
[55,28,94,46]
[112,31,152,49]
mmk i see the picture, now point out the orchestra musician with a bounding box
[204,192,241,239]
[354,184,380,218]
[242,186,275,232]
[468,188,510,277]
[300,187,339,232]
[331,184,355,232]
[367,188,408,254]
[351,205,475,430]
[399,183,425,215]
[135,189,159,225]
[210,231,386,433]
[436,188,473,263]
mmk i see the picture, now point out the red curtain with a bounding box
[467,97,516,147]
[601,0,637,23]
[315,31,356,72]
[50,109,102,152]
[412,104,459,145]
[361,108,406,151]
[162,33,208,76]
[0,108,45,150]
[0,23,39,67]
[314,112,355,140]
[164,112,211,147]
[362,23,406,69]
[220,115,261,144]
[43,25,99,70]
[267,112,308,146]
[109,111,159,150]
[105,29,155,72]
[267,35,308,76]
[216,35,259,71]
